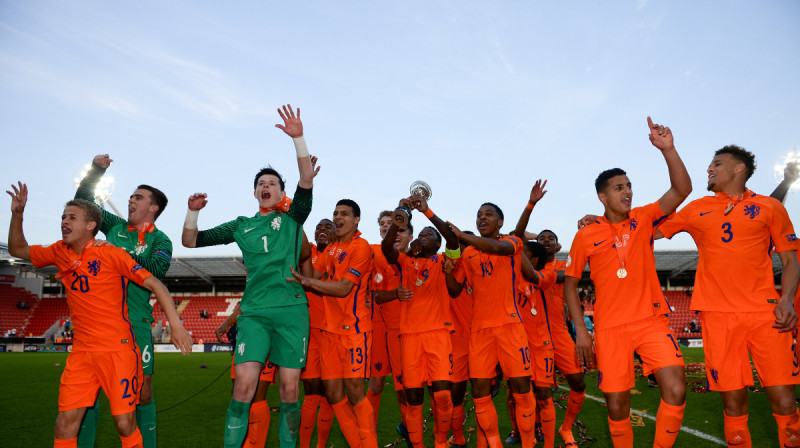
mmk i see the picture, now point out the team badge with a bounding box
[87,260,101,276]
[271,217,282,230]
[238,342,245,356]
[134,243,148,256]
[710,368,719,383]
[375,273,383,283]
[743,204,760,219]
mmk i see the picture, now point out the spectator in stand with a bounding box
[200,310,209,319]
[581,305,594,333]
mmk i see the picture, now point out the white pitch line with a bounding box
[558,385,726,446]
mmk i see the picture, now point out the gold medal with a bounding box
[466,287,473,295]
[416,279,423,287]
[530,307,537,316]
[617,268,627,279]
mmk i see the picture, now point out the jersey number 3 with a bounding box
[721,222,733,243]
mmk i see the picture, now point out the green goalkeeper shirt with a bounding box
[75,163,173,325]
[195,186,312,313]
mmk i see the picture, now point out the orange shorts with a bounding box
[231,354,277,383]
[594,315,684,393]
[469,322,531,379]
[371,320,391,378]
[702,311,800,391]
[550,326,583,376]
[527,338,556,388]
[386,329,404,391]
[451,334,470,383]
[319,330,372,380]
[59,349,143,416]
[400,329,453,388]
[301,328,324,380]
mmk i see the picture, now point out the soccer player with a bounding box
[443,202,538,448]
[182,104,315,448]
[287,199,377,448]
[299,218,336,448]
[73,154,173,448]
[7,184,191,448]
[564,117,691,447]
[657,146,800,447]
[381,194,460,448]
[513,181,586,446]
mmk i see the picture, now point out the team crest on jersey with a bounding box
[710,368,719,383]
[238,342,245,355]
[271,216,282,230]
[375,362,382,372]
[87,260,101,276]
[743,204,760,219]
[374,273,383,283]
[597,371,603,388]
[629,218,638,231]
[134,243,148,256]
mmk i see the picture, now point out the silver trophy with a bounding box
[392,181,433,227]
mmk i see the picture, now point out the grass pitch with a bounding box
[2,347,783,447]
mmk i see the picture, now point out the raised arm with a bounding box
[447,221,515,255]
[287,266,357,298]
[275,104,314,189]
[771,162,799,203]
[381,221,401,264]
[75,154,125,233]
[142,276,192,355]
[648,116,692,215]
[181,193,208,248]
[7,182,31,261]
[514,179,547,239]
[408,195,459,251]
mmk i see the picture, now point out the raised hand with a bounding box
[408,194,429,213]
[647,116,674,151]
[310,155,321,178]
[7,182,28,214]
[275,104,303,138]
[446,221,464,240]
[187,193,208,211]
[577,214,599,229]
[784,161,800,184]
[408,239,423,257]
[92,154,113,169]
[529,179,548,204]
[442,257,457,275]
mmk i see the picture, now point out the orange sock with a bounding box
[506,389,518,432]
[561,390,584,431]
[399,402,408,425]
[724,413,751,448]
[513,392,536,448]
[54,437,78,448]
[299,395,321,448]
[473,396,502,448]
[367,389,381,431]
[654,399,684,448]
[607,416,633,448]
[119,428,143,448]
[538,398,556,448]
[243,400,269,448]
[433,390,453,446]
[406,404,425,448]
[353,398,378,448]
[774,410,800,448]
[331,398,362,447]
[316,398,334,448]
[451,403,466,445]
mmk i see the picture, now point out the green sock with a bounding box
[279,401,301,448]
[77,396,100,448]
[224,399,251,448]
[136,400,157,448]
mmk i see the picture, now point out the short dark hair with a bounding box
[337,199,361,217]
[422,226,442,245]
[253,167,286,191]
[715,145,756,180]
[378,210,392,224]
[523,241,548,270]
[137,184,168,220]
[406,223,414,234]
[458,230,475,248]
[65,199,103,236]
[595,168,627,193]
[480,202,504,221]
[538,229,558,242]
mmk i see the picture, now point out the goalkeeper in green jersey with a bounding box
[74,154,189,448]
[182,104,316,448]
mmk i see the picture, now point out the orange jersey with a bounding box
[450,280,474,338]
[314,231,374,335]
[517,273,557,342]
[659,191,799,312]
[542,259,568,325]
[307,244,325,329]
[396,252,453,334]
[29,240,153,352]
[565,202,670,330]
[371,244,402,327]
[453,236,524,331]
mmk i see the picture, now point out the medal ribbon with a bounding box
[259,196,292,215]
[715,189,752,215]
[55,240,95,280]
[127,222,154,246]
[604,218,630,276]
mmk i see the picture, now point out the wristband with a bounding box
[423,209,434,219]
[444,247,461,259]
[526,202,534,210]
[292,136,309,158]
[184,209,199,229]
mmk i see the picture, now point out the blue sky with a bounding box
[2,0,798,256]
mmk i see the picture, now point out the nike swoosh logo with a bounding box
[299,358,305,362]
[117,232,128,238]
[524,365,531,370]
[700,211,713,216]
[666,430,678,433]
[727,441,744,446]
[227,424,244,429]
[244,227,256,233]
[351,367,361,372]
[593,240,607,246]
[469,254,478,259]
[523,413,534,418]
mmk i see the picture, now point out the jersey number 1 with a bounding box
[262,235,269,252]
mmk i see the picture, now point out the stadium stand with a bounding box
[153,295,241,343]
[0,284,38,336]
[26,296,69,337]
